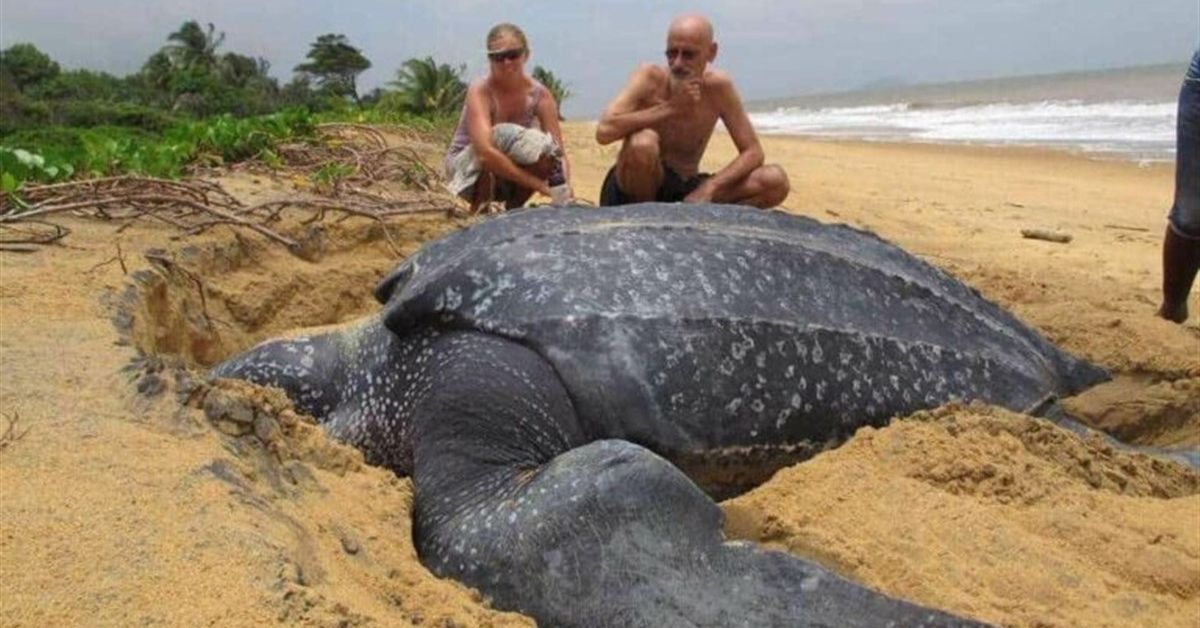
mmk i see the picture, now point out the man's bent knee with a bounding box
[613,130,664,202]
[754,164,791,208]
[622,129,661,164]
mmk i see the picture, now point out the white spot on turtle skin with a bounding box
[436,286,463,310]
[300,355,314,369]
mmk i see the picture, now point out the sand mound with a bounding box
[1064,376,1200,448]
[723,403,1200,628]
[186,375,532,627]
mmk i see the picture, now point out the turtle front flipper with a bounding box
[210,331,345,421]
[409,332,988,627]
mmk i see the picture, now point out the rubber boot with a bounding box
[1157,227,1200,323]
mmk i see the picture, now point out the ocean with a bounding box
[747,63,1185,162]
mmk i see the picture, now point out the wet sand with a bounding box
[0,124,1197,626]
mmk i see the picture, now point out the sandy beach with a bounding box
[1,122,1197,627]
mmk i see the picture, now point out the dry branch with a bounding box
[0,124,462,253]
[1103,224,1151,233]
[0,220,70,247]
[87,242,128,274]
[0,412,31,450]
[145,251,216,329]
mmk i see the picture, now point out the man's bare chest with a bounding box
[651,104,718,152]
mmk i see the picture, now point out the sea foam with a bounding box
[749,100,1176,160]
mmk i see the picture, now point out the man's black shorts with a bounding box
[599,164,711,206]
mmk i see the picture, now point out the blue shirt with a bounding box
[1189,49,1200,81]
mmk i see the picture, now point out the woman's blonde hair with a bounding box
[487,23,529,52]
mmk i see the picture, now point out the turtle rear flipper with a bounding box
[408,331,987,627]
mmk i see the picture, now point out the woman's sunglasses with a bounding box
[488,48,525,63]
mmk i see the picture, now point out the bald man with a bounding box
[595,14,790,208]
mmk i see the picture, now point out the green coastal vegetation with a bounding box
[0,20,572,193]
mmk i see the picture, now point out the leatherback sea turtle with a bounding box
[213,203,1107,627]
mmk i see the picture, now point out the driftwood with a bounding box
[0,244,43,253]
[1020,229,1073,244]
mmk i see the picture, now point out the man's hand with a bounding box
[667,78,702,114]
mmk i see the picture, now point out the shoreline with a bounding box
[752,133,1176,165]
[569,118,1177,164]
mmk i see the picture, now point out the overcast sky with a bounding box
[3,0,1196,116]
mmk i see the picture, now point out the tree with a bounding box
[219,53,273,90]
[531,66,571,120]
[167,21,225,71]
[133,21,283,116]
[389,57,465,116]
[0,43,61,92]
[140,50,175,94]
[140,21,224,109]
[28,69,127,101]
[279,75,318,108]
[294,34,371,105]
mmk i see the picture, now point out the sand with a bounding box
[1,123,1197,627]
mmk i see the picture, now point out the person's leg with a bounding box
[469,171,496,214]
[614,129,665,203]
[495,156,557,210]
[1158,71,1200,323]
[710,164,791,209]
[500,181,535,210]
[1158,228,1200,323]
